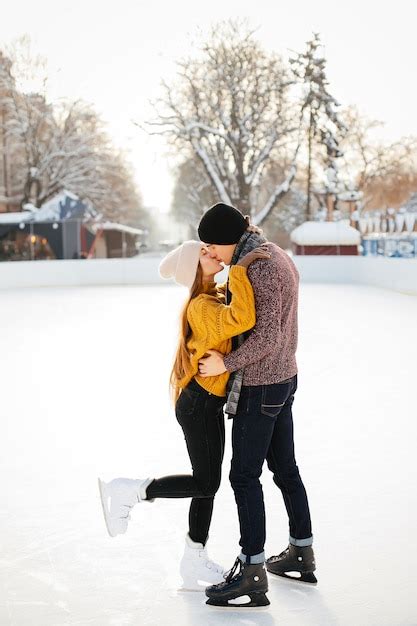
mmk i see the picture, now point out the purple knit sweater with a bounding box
[223,242,299,385]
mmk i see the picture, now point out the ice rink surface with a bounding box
[1,282,416,626]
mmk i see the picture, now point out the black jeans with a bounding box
[229,375,313,557]
[146,378,226,545]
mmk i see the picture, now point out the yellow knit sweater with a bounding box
[178,265,256,397]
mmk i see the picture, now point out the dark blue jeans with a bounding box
[229,375,313,557]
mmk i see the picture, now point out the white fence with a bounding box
[293,256,417,295]
[0,255,164,289]
[0,253,416,295]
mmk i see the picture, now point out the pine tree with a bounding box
[290,33,347,220]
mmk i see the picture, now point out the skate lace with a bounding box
[223,557,242,583]
[269,547,289,563]
[196,548,223,574]
[205,558,223,573]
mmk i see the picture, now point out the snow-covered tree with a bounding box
[98,148,147,225]
[170,156,217,237]
[145,20,303,225]
[257,161,306,235]
[338,106,417,210]
[0,49,22,210]
[290,33,347,219]
[0,41,147,224]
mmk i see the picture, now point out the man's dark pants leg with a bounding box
[229,375,313,561]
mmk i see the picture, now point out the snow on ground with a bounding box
[0,283,416,626]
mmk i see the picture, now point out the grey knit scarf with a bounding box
[224,230,267,417]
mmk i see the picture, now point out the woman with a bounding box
[98,239,270,590]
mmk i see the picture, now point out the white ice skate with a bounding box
[98,476,154,538]
[179,533,225,591]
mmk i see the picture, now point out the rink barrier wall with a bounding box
[292,256,417,295]
[0,254,416,295]
[0,256,165,289]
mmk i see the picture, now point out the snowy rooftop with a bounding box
[89,221,145,236]
[291,220,361,245]
[0,211,33,224]
[0,190,95,225]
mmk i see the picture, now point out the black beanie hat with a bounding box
[198,203,248,244]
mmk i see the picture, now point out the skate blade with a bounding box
[177,585,206,593]
[269,570,318,585]
[97,478,118,538]
[206,593,270,609]
[179,578,224,593]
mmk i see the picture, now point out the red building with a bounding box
[291,221,360,255]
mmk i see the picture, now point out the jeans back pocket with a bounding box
[175,385,201,421]
[260,382,291,417]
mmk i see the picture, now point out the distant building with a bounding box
[0,190,147,261]
[291,221,360,255]
[88,221,146,258]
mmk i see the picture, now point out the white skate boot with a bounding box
[98,476,154,537]
[179,533,225,591]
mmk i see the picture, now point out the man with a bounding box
[197,202,316,609]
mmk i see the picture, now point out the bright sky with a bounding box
[1,0,416,212]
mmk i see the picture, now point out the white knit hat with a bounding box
[158,240,203,289]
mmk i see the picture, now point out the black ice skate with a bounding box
[205,557,270,608]
[266,544,317,584]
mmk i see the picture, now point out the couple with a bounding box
[98,202,316,609]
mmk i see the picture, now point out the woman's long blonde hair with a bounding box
[169,262,205,406]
